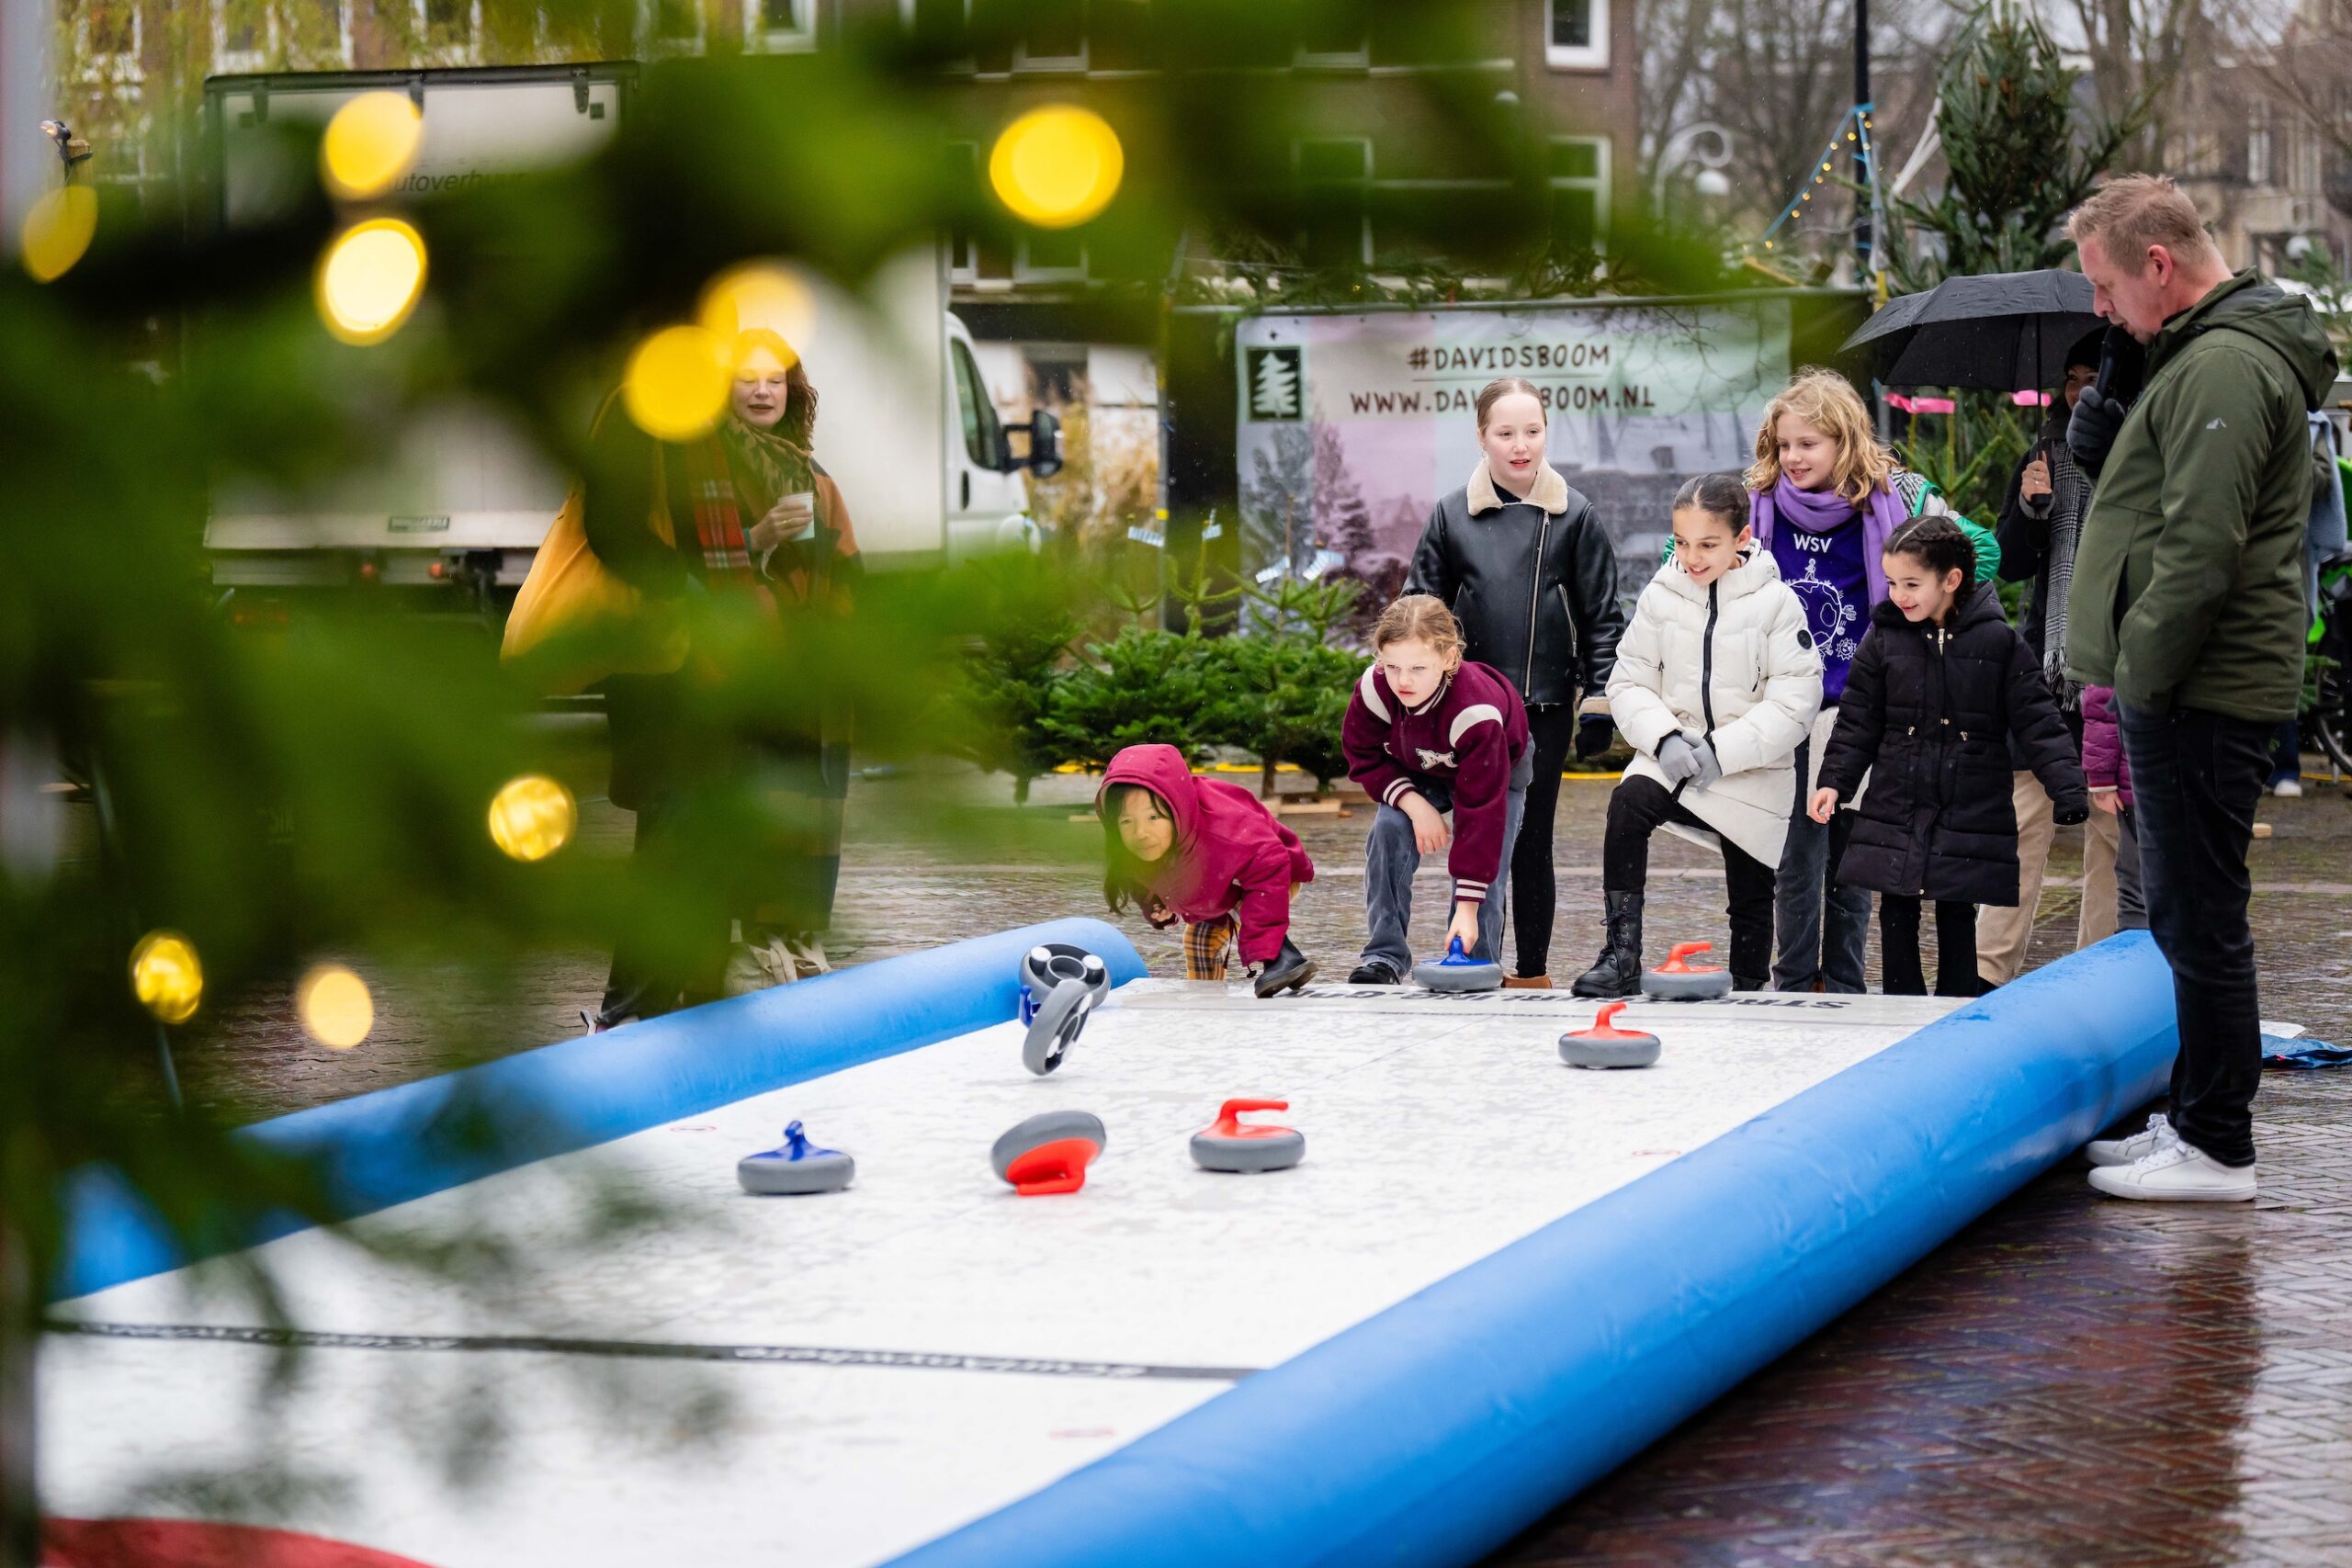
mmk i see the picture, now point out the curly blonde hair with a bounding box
[1745,367,1894,508]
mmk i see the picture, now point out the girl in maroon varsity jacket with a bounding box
[1340,595,1534,985]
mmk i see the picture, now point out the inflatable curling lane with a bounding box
[43,923,2179,1568]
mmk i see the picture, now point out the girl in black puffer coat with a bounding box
[1810,519,2087,996]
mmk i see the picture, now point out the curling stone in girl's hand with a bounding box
[737,1120,855,1195]
[1559,1002,1662,1069]
[1412,935,1503,993]
[991,1110,1108,1196]
[1018,942,1111,1076]
[1641,942,1733,1000]
[1189,1098,1306,1173]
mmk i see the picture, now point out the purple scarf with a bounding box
[1749,474,1911,608]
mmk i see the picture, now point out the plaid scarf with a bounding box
[676,414,817,584]
[2034,422,2086,701]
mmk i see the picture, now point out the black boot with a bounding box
[1570,892,1645,998]
[1254,937,1317,998]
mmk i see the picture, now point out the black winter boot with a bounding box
[1254,938,1317,998]
[1570,892,1645,998]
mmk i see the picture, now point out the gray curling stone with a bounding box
[1410,935,1504,993]
[990,1109,1108,1195]
[1640,941,1734,1001]
[1020,943,1111,1076]
[1189,1098,1306,1173]
[1558,1002,1662,1069]
[737,1120,855,1195]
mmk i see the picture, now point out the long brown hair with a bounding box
[732,328,818,448]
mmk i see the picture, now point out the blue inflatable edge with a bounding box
[54,918,1146,1303]
[888,931,2179,1568]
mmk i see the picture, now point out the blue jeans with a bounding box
[1362,773,1527,975]
[2120,701,2271,1167]
[1772,735,1871,992]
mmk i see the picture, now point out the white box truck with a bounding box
[199,62,1056,611]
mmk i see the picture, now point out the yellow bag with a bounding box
[500,483,689,696]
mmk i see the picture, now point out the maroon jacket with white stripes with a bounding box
[1341,659,1532,903]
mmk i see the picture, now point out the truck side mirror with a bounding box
[999,408,1064,479]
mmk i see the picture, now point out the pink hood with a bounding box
[1098,745,1314,964]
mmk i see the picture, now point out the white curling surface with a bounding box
[44,981,1962,1567]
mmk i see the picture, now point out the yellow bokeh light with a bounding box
[321,91,424,201]
[297,964,375,1050]
[130,931,204,1026]
[989,106,1124,229]
[698,264,812,361]
[316,218,427,345]
[21,186,97,284]
[623,324,732,441]
[488,773,578,863]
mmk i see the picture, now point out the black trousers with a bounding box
[1508,703,1579,977]
[1878,895,1977,997]
[1602,774,1777,987]
[2119,702,2272,1168]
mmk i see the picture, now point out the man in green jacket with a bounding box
[2064,175,2339,1203]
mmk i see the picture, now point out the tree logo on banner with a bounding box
[1246,345,1304,422]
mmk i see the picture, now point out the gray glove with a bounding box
[2066,385,2127,477]
[1656,732,1702,784]
[1689,738,1724,791]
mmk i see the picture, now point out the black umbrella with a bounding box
[1841,269,2106,391]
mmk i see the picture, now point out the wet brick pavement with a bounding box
[166,754,2352,1564]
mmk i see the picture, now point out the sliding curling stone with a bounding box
[1189,1098,1306,1174]
[1641,941,1733,1001]
[737,1120,855,1195]
[1018,942,1111,1077]
[991,1109,1108,1196]
[1412,935,1504,993]
[1558,1002,1661,1070]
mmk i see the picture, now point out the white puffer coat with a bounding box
[1608,547,1825,867]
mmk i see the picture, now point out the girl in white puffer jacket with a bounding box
[1574,476,1825,997]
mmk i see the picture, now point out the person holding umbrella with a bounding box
[1977,332,2113,987]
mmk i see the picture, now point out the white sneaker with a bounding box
[784,933,831,978]
[2086,1111,2173,1168]
[2087,1133,2256,1202]
[722,935,799,998]
[2273,776,2303,797]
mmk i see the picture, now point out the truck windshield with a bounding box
[952,337,1003,469]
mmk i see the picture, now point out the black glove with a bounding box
[1574,715,1614,761]
[2066,385,2127,477]
[2052,799,2089,827]
[2098,322,2147,407]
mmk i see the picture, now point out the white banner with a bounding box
[1235,299,1792,603]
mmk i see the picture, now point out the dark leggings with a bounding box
[1878,896,1977,997]
[1602,774,1778,987]
[1509,703,1579,977]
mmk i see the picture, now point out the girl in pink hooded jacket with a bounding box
[1097,744,1319,997]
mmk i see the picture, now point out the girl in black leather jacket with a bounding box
[1407,377,1625,987]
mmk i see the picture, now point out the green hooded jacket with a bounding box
[2064,270,2339,721]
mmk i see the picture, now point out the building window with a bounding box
[900,0,972,54]
[639,0,703,52]
[77,1,144,85]
[1014,0,1087,70]
[2246,103,2273,187]
[212,0,274,72]
[418,0,482,60]
[1016,228,1089,282]
[1296,1,1368,68]
[1545,0,1608,70]
[1547,136,1611,249]
[746,0,815,51]
[1296,137,1373,267]
[293,1,354,65]
[946,141,980,283]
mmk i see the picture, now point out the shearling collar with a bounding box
[1466,458,1570,517]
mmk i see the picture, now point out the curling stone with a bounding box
[990,1109,1107,1196]
[1641,941,1733,1001]
[1558,1002,1662,1069]
[1019,942,1111,1077]
[1411,935,1503,993]
[737,1120,855,1195]
[1189,1098,1306,1173]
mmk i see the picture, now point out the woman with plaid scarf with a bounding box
[580,330,862,1028]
